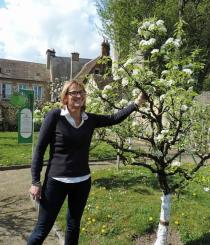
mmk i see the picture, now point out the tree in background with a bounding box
[95,0,210,90]
[86,18,210,245]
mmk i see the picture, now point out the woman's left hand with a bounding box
[135,92,148,106]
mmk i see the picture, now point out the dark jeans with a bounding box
[27,177,91,245]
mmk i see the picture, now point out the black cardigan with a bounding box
[31,103,137,183]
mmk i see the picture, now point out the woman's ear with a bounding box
[63,96,68,105]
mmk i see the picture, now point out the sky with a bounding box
[0,0,103,64]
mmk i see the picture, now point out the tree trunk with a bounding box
[178,0,187,19]
[154,194,171,245]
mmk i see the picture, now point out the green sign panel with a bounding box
[9,92,28,107]
[18,90,34,144]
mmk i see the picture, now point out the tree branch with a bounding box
[132,161,157,173]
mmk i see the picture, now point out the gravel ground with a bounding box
[0,167,59,245]
[0,163,113,245]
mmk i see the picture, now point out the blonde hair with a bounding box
[60,80,86,110]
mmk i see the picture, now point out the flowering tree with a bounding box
[86,18,210,245]
[34,77,65,125]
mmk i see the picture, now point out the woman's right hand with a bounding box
[29,185,42,200]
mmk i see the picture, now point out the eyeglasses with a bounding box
[67,90,86,96]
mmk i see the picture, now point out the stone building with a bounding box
[0,59,50,130]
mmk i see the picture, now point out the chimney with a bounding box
[101,39,110,56]
[70,52,80,79]
[46,48,56,69]
[71,52,80,62]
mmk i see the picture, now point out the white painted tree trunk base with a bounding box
[154,194,171,245]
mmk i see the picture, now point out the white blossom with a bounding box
[102,85,112,98]
[173,65,178,70]
[181,105,188,112]
[122,78,129,87]
[103,85,112,91]
[161,129,169,135]
[174,39,182,48]
[139,38,156,47]
[102,93,108,99]
[148,23,156,31]
[132,88,140,97]
[187,79,195,84]
[156,20,164,26]
[132,69,139,75]
[161,70,168,75]
[166,80,175,87]
[163,38,182,49]
[119,99,128,107]
[183,68,193,75]
[132,121,139,127]
[204,187,210,192]
[160,94,166,101]
[141,21,151,29]
[155,134,164,142]
[34,109,41,114]
[151,49,159,54]
[159,26,167,33]
[148,38,156,45]
[165,37,174,45]
[171,161,181,167]
[124,58,133,67]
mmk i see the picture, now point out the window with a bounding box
[2,83,12,99]
[18,84,28,91]
[94,68,100,74]
[33,85,43,100]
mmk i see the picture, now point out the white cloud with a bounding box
[0,0,102,63]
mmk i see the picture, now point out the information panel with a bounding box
[18,90,34,144]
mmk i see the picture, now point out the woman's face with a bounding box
[65,83,86,111]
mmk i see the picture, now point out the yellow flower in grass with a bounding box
[101,229,106,234]
[175,220,179,225]
[102,225,106,229]
[193,193,196,196]
[149,216,153,221]
[82,227,86,232]
[92,218,96,223]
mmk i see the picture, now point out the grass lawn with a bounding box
[56,165,210,245]
[0,132,117,166]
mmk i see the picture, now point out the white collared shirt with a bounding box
[60,106,88,128]
[53,106,90,184]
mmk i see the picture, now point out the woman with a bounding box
[28,80,146,245]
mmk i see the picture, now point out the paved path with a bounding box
[0,167,59,245]
[0,163,112,245]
